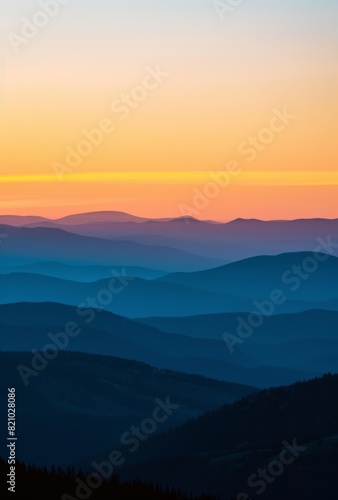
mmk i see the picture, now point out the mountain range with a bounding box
[0,250,337,316]
[0,302,335,388]
[1,212,338,498]
[1,211,337,261]
[0,224,224,272]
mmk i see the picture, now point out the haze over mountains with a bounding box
[0,302,336,387]
[0,224,223,272]
[0,262,167,281]
[1,212,337,386]
[0,252,337,317]
[1,211,337,261]
[158,252,338,300]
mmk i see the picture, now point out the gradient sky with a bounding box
[1,0,337,220]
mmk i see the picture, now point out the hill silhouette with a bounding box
[159,252,338,301]
[0,302,325,387]
[0,458,217,500]
[0,224,223,272]
[0,350,255,467]
[118,373,338,499]
[2,213,337,261]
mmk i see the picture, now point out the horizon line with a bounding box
[0,210,338,225]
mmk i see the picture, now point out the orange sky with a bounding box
[1,0,337,220]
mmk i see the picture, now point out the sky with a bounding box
[1,0,338,220]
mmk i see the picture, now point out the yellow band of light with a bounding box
[0,171,337,185]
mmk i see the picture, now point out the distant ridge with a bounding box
[1,212,337,262]
[1,210,338,226]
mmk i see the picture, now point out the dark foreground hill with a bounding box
[1,374,337,499]
[0,350,255,467]
[117,373,338,499]
[0,458,217,500]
